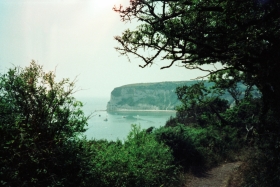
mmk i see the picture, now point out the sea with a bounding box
[77,97,176,141]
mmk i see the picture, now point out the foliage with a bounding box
[114,0,280,183]
[90,125,182,187]
[114,0,280,173]
[0,61,92,186]
[110,81,198,111]
[241,110,280,186]
[175,82,229,127]
[159,82,261,176]
[242,147,280,187]
[223,97,261,135]
[154,123,241,172]
[165,81,280,185]
[153,125,205,170]
[114,0,280,109]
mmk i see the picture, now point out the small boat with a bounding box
[104,118,108,121]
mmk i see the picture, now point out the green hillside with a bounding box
[107,81,260,111]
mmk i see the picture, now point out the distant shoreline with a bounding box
[106,110,176,112]
[94,109,176,112]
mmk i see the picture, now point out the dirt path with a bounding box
[184,162,242,187]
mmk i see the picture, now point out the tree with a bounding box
[0,61,92,186]
[114,1,280,185]
[114,0,280,116]
[175,82,229,126]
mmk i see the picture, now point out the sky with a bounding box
[0,0,207,99]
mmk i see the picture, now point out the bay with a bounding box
[77,97,176,141]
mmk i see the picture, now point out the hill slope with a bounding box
[106,81,259,111]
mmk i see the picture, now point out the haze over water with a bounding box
[78,97,176,141]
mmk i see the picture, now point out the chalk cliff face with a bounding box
[107,81,203,111]
[106,81,261,111]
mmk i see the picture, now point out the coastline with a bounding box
[107,110,176,112]
[94,109,176,113]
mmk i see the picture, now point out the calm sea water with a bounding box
[77,97,176,141]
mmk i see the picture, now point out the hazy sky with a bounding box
[0,0,206,99]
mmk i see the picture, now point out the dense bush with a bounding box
[0,62,185,187]
[175,82,230,127]
[153,125,204,170]
[3,61,276,186]
[241,109,280,186]
[164,82,280,186]
[90,125,182,187]
[154,124,241,172]
[242,148,280,187]
[159,82,252,173]
[0,61,93,186]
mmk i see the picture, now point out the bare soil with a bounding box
[184,161,242,187]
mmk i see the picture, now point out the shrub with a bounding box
[154,124,242,172]
[153,125,204,171]
[0,61,92,186]
[91,125,181,187]
[242,109,280,187]
[242,147,280,187]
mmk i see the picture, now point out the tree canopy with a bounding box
[114,0,280,114]
[114,1,280,185]
[0,61,183,187]
[0,61,92,186]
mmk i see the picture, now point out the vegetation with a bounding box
[0,61,93,186]
[114,0,280,101]
[110,81,197,110]
[109,80,258,111]
[114,0,280,185]
[90,125,181,187]
[2,0,280,185]
[155,83,253,171]
[157,82,271,186]
[0,59,274,186]
[0,62,183,187]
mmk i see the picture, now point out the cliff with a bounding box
[107,81,205,111]
[106,81,260,111]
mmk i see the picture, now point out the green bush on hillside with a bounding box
[0,62,184,187]
[91,125,182,187]
[154,124,241,172]
[157,82,249,172]
[242,108,280,186]
[0,61,93,186]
